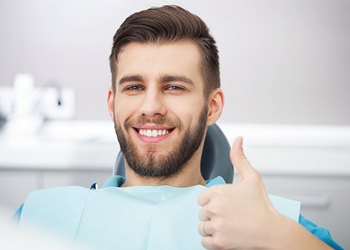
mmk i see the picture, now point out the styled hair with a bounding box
[109,5,220,96]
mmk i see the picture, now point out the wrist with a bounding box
[262,212,291,249]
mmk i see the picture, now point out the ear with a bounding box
[206,88,224,126]
[107,87,114,118]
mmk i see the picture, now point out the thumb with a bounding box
[230,137,256,182]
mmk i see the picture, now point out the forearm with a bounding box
[269,215,333,250]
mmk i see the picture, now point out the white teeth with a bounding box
[152,130,157,137]
[139,129,169,137]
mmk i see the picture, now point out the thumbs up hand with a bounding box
[197,137,284,249]
[197,137,333,250]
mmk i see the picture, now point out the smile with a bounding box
[139,129,169,137]
[133,127,175,142]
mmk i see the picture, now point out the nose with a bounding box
[139,88,166,117]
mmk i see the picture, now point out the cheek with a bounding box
[113,101,127,124]
[169,104,205,129]
[167,94,205,109]
[115,95,143,112]
[114,97,142,128]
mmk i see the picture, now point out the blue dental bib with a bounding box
[19,176,300,250]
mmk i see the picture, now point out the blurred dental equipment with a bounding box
[0,74,75,136]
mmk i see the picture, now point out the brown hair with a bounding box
[109,5,220,96]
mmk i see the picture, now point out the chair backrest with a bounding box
[113,124,234,183]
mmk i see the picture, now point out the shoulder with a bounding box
[13,175,122,224]
[15,186,90,224]
[24,186,90,207]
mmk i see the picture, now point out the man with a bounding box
[15,5,342,250]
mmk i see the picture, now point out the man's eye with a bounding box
[125,85,144,91]
[165,85,185,91]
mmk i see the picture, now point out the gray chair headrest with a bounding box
[113,124,234,183]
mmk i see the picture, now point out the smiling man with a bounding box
[15,5,342,250]
[108,40,217,187]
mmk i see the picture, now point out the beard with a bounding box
[113,106,208,178]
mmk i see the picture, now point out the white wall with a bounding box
[0,0,349,124]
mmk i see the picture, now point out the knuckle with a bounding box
[239,153,246,161]
[211,236,226,250]
[212,217,223,228]
[205,204,215,216]
[210,185,230,199]
[208,218,225,236]
[201,237,215,250]
[198,192,209,205]
[250,170,262,184]
[210,186,222,195]
[210,220,219,232]
[206,202,222,216]
[200,208,209,220]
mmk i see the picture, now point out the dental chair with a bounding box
[113,124,234,183]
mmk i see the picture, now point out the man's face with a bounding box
[109,40,209,178]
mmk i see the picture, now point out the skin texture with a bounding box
[107,40,332,249]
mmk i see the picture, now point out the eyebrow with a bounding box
[160,75,194,85]
[118,74,194,86]
[118,75,143,85]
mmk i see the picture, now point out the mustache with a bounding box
[124,115,183,129]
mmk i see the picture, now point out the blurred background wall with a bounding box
[0,0,349,125]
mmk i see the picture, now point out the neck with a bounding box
[122,150,206,187]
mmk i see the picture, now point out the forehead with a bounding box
[116,40,203,83]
